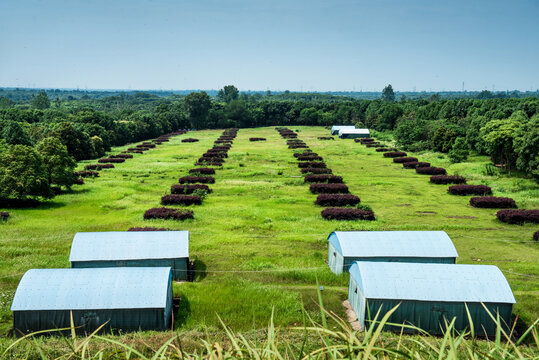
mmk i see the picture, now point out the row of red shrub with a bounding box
[249,137,266,141]
[301,168,332,174]
[297,155,323,161]
[430,175,466,184]
[189,167,215,175]
[128,227,168,231]
[321,208,375,220]
[403,162,430,169]
[74,170,99,178]
[448,184,492,195]
[393,157,418,163]
[359,138,375,143]
[161,194,202,206]
[315,194,360,206]
[318,137,334,140]
[383,151,407,158]
[293,151,315,157]
[111,154,133,159]
[85,164,114,170]
[98,158,125,163]
[304,174,343,183]
[182,138,199,143]
[470,196,517,208]
[416,167,446,175]
[365,143,382,148]
[298,161,326,168]
[496,209,539,224]
[202,152,227,158]
[310,183,349,194]
[144,207,194,220]
[171,184,212,194]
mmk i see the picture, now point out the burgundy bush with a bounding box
[98,158,125,163]
[384,151,407,158]
[171,184,212,194]
[289,145,309,149]
[321,208,375,221]
[179,176,215,184]
[198,157,224,163]
[0,212,9,221]
[393,157,418,163]
[161,194,202,206]
[301,168,333,174]
[136,143,156,149]
[214,140,233,144]
[83,164,98,170]
[448,184,492,196]
[189,167,216,175]
[182,138,199,143]
[218,136,235,140]
[194,162,222,167]
[359,138,375,143]
[74,170,99,178]
[376,148,390,152]
[310,183,349,194]
[111,154,133,159]
[496,209,539,224]
[416,167,447,175]
[98,164,115,169]
[470,197,517,208]
[212,145,231,150]
[128,227,168,231]
[298,162,326,168]
[143,207,194,221]
[203,152,227,158]
[304,175,343,183]
[315,194,360,207]
[249,137,266,141]
[294,151,315,157]
[318,136,334,140]
[403,162,430,169]
[297,155,323,161]
[125,149,144,154]
[534,231,539,241]
[430,175,467,184]
[366,143,382,148]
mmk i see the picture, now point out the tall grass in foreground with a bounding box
[3,300,538,359]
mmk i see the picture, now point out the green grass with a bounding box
[0,126,537,345]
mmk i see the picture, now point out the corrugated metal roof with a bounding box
[69,231,189,262]
[338,128,370,135]
[11,267,172,311]
[349,262,515,304]
[331,125,355,132]
[328,231,458,258]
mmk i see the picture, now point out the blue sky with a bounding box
[1,0,538,91]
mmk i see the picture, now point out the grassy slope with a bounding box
[0,126,537,337]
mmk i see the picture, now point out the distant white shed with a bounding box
[338,128,370,139]
[331,125,355,135]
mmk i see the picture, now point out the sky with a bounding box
[0,0,538,92]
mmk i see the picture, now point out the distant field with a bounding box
[0,126,537,338]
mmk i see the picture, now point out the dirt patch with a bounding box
[396,204,411,207]
[446,216,477,219]
[416,211,437,215]
[342,300,362,331]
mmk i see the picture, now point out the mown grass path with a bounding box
[0,126,537,335]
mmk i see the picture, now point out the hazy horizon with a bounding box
[1,0,538,92]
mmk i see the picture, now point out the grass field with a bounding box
[0,126,537,342]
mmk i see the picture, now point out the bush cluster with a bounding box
[470,196,517,208]
[416,167,447,175]
[137,143,156,149]
[276,128,298,138]
[212,145,231,150]
[297,155,323,161]
[0,212,9,221]
[448,184,492,195]
[198,157,224,163]
[171,184,212,194]
[203,152,227,158]
[383,151,407,158]
[289,144,308,149]
[304,174,343,183]
[315,194,360,207]
[189,167,216,175]
[496,209,539,224]
[194,162,222,167]
[98,158,125,163]
[111,154,133,159]
[365,143,382,148]
[125,149,143,154]
[430,175,467,184]
[143,207,194,221]
[182,138,199,143]
[317,136,334,140]
[375,148,390,152]
[298,162,326,168]
[321,208,375,220]
[301,168,333,174]
[161,194,202,206]
[310,183,349,194]
[249,137,266,141]
[359,138,375,143]
[215,140,233,144]
[393,157,418,163]
[403,162,430,169]
[179,176,215,184]
[293,151,315,157]
[128,227,168,231]
[74,170,99,178]
[85,164,114,170]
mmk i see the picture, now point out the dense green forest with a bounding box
[0,85,538,202]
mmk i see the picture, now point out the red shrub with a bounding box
[416,167,447,175]
[194,162,222,167]
[298,162,326,168]
[0,212,9,221]
[179,176,215,184]
[98,158,125,163]
[430,175,467,184]
[321,208,375,221]
[171,184,212,194]
[297,155,323,161]
[384,151,407,157]
[128,227,168,231]
[470,197,517,208]
[182,138,199,143]
[304,175,343,183]
[403,162,430,169]
[198,157,224,163]
[136,143,156,148]
[212,146,231,151]
[98,164,115,169]
[111,154,133,159]
[301,168,332,174]
[74,170,99,178]
[393,157,418,163]
[359,138,375,143]
[215,140,233,144]
[294,151,316,158]
[315,194,360,207]
[202,152,227,158]
[249,137,266,141]
[448,184,492,195]
[161,194,202,206]
[366,144,382,148]
[125,149,144,154]
[143,207,194,221]
[496,209,539,224]
[289,145,309,149]
[318,137,334,140]
[310,183,349,194]
[189,167,216,175]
